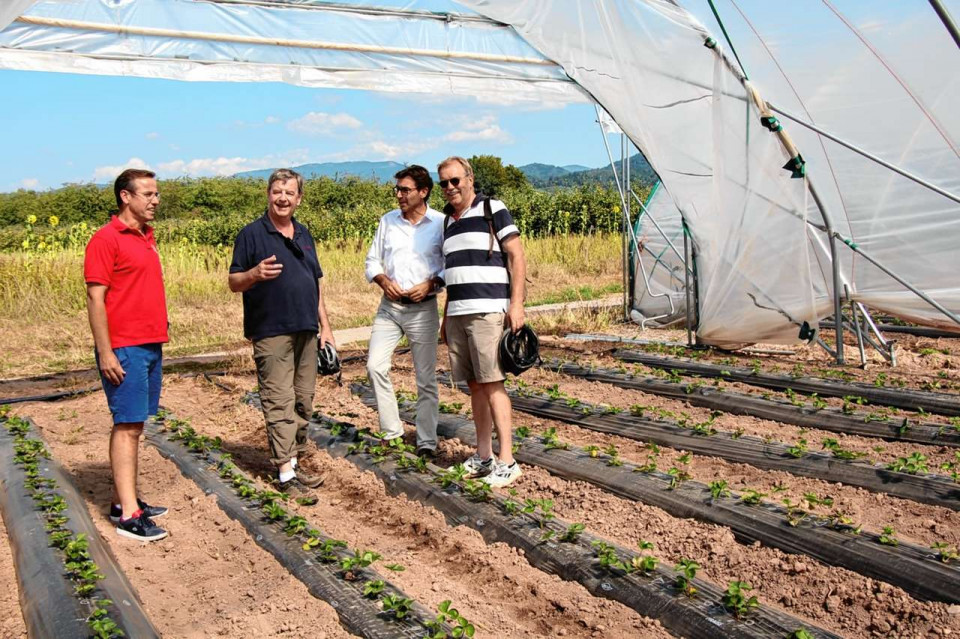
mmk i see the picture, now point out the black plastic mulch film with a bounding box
[308,402,840,639]
[350,384,960,605]
[142,416,445,639]
[543,359,960,448]
[0,417,160,639]
[468,372,960,511]
[614,350,960,416]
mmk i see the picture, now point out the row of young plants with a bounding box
[543,356,960,449]
[156,411,473,638]
[625,340,959,393]
[496,377,960,512]
[0,406,124,639]
[519,420,958,563]
[612,349,960,418]
[316,410,830,638]
[379,386,960,604]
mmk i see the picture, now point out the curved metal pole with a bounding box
[768,103,960,206]
[928,0,960,51]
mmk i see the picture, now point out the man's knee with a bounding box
[114,422,144,437]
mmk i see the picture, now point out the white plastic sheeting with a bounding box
[463,0,818,344]
[631,181,687,327]
[0,0,587,103]
[2,0,959,341]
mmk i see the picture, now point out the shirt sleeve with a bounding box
[492,200,520,242]
[229,227,253,274]
[83,233,115,287]
[364,217,387,283]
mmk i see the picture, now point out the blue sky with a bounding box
[0,69,612,192]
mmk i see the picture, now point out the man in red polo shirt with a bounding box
[84,168,170,542]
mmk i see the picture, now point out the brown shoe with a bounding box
[279,478,318,504]
[295,467,326,488]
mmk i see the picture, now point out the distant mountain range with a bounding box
[234,155,656,188]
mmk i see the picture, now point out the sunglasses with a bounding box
[394,186,416,195]
[283,236,304,259]
[438,176,465,189]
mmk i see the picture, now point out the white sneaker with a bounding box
[462,453,496,478]
[481,460,522,488]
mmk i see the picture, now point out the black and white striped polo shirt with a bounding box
[442,195,520,316]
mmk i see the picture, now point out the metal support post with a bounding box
[929,0,960,50]
[846,285,867,366]
[806,178,845,364]
[622,134,632,321]
[683,220,694,347]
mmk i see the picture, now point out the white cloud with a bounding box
[264,115,281,125]
[145,132,160,140]
[442,115,513,144]
[93,157,152,181]
[20,178,39,189]
[153,150,310,178]
[287,111,363,136]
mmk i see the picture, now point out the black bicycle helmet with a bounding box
[317,339,342,383]
[499,325,540,376]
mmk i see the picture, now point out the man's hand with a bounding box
[374,275,403,301]
[320,327,336,350]
[99,350,125,386]
[402,280,433,303]
[506,302,525,333]
[251,255,283,282]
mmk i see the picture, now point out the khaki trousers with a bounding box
[252,331,318,466]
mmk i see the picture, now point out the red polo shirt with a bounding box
[84,216,169,349]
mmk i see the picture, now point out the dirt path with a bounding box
[0,509,27,639]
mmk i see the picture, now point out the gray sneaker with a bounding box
[279,478,318,504]
[481,460,522,488]
[295,467,326,488]
[462,454,496,478]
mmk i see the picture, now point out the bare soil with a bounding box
[3,325,960,638]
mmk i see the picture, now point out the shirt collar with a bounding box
[395,206,435,226]
[110,214,153,238]
[259,211,302,237]
[442,193,485,218]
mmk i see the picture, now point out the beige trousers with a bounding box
[252,331,318,466]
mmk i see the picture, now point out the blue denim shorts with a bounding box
[96,344,163,425]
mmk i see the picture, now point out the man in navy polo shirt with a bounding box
[229,168,334,500]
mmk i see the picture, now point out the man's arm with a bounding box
[502,235,526,332]
[228,255,283,293]
[318,278,335,347]
[86,283,125,385]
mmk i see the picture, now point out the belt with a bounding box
[398,295,436,305]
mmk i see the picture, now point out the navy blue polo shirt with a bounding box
[229,213,323,341]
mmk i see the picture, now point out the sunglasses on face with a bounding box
[438,176,465,189]
[394,186,416,195]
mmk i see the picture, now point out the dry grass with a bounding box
[0,234,623,377]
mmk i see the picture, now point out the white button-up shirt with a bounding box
[364,207,445,290]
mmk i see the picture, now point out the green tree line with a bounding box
[0,174,639,251]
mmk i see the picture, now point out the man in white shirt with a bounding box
[364,165,445,455]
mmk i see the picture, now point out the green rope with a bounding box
[707,0,749,80]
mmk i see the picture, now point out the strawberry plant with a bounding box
[783,388,805,408]
[603,445,623,467]
[380,594,414,620]
[591,540,627,573]
[931,542,959,563]
[541,427,570,451]
[878,526,899,547]
[559,523,586,543]
[740,489,766,506]
[674,558,699,597]
[781,498,807,527]
[629,404,648,417]
[708,480,730,501]
[284,515,309,536]
[385,563,405,572]
[822,510,861,535]
[362,580,385,598]
[802,493,833,510]
[514,426,531,439]
[438,401,463,414]
[262,501,287,522]
[425,599,476,638]
[722,580,759,619]
[786,438,808,458]
[341,549,382,579]
[886,452,929,475]
[584,445,601,458]
[87,599,123,639]
[437,464,468,488]
[522,498,555,529]
[841,395,867,415]
[820,438,865,460]
[809,393,828,410]
[461,479,493,502]
[667,466,691,490]
[501,499,520,516]
[629,539,659,573]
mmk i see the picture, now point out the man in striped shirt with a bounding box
[438,156,527,488]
